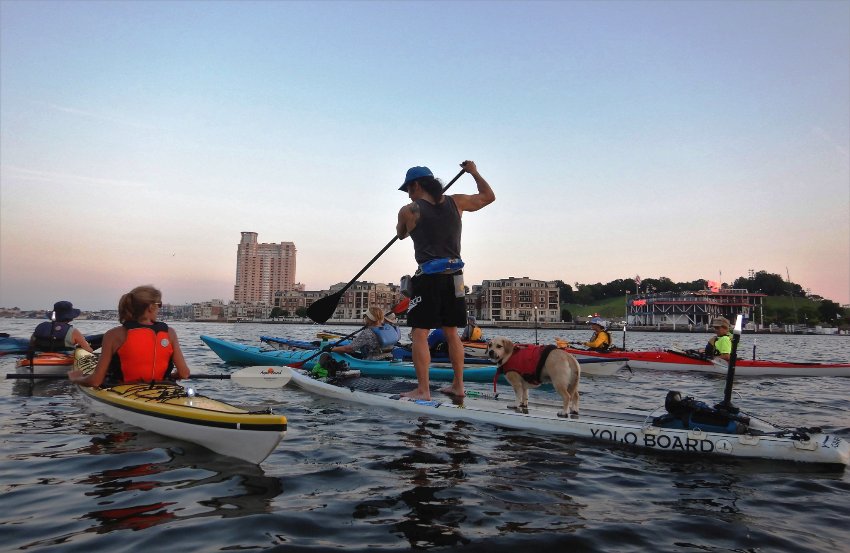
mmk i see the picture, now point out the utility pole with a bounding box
[786,267,798,325]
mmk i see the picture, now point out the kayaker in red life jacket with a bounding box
[68,285,191,387]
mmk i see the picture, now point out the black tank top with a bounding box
[410,196,461,264]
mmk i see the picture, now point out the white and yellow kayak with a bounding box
[73,350,286,464]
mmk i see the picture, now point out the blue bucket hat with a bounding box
[399,166,433,192]
[51,300,81,322]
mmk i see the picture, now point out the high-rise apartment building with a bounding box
[234,232,297,305]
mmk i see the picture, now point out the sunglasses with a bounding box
[153,302,163,308]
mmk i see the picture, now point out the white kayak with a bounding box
[283,367,849,467]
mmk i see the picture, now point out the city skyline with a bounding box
[1,1,848,311]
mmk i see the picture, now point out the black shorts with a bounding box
[406,272,467,330]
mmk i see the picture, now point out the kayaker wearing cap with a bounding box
[68,285,191,387]
[396,160,495,400]
[705,316,733,361]
[461,315,483,342]
[30,301,94,354]
[583,317,611,352]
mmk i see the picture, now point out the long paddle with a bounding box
[716,314,743,413]
[6,366,293,389]
[306,167,467,324]
[290,298,409,369]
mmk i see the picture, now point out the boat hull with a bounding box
[623,350,850,377]
[16,352,75,375]
[74,351,286,464]
[287,369,849,466]
[201,335,626,378]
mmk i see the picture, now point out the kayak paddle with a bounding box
[306,167,466,324]
[5,366,293,389]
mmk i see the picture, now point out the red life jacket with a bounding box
[111,321,174,383]
[494,344,556,392]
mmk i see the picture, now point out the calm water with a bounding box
[2,318,849,552]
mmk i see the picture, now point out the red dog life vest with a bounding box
[494,344,556,392]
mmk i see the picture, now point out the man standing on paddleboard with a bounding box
[395,160,495,400]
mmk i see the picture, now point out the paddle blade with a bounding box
[306,291,342,324]
[392,297,410,314]
[230,366,293,388]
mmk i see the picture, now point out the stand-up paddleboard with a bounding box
[278,366,848,467]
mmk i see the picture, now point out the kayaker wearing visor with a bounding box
[68,285,191,387]
[583,317,611,352]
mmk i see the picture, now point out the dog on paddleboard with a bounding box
[486,336,580,417]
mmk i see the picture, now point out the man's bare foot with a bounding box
[439,385,464,398]
[400,389,431,401]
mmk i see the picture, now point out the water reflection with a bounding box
[77,450,284,534]
[353,419,477,548]
[85,501,178,532]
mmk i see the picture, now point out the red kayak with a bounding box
[560,346,850,377]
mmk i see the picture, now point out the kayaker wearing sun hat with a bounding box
[705,316,733,361]
[583,317,611,352]
[30,300,94,354]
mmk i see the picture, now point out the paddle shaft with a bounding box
[307,167,466,323]
[8,373,248,381]
[719,315,743,412]
[342,168,465,289]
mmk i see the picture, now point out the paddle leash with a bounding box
[306,167,467,324]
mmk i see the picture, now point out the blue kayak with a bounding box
[260,335,494,365]
[0,333,103,355]
[260,335,350,349]
[200,335,626,379]
[0,334,30,355]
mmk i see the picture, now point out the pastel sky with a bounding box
[1,0,848,311]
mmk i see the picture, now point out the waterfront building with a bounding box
[627,288,767,328]
[474,277,560,323]
[192,299,230,322]
[233,232,298,305]
[272,289,324,315]
[325,281,402,321]
[270,283,403,321]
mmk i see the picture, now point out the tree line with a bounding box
[555,270,847,327]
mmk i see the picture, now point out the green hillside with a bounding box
[563,295,845,326]
[563,296,629,322]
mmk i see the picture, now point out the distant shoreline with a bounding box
[1,316,845,336]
